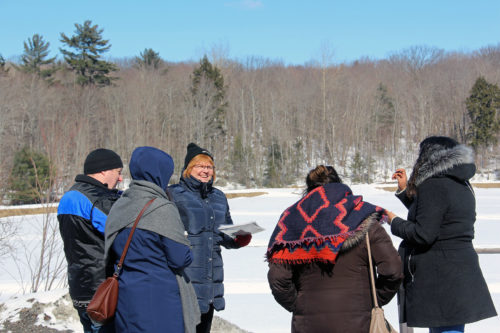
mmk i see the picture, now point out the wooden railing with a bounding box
[475,248,500,254]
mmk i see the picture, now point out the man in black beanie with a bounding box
[57,148,123,333]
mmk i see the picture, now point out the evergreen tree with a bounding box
[466,77,500,149]
[18,34,57,79]
[372,83,395,149]
[290,137,304,179]
[350,152,373,184]
[60,20,117,86]
[350,152,364,183]
[264,139,284,187]
[230,135,245,183]
[191,55,228,143]
[374,83,395,126]
[8,147,54,205]
[230,135,253,186]
[135,48,163,70]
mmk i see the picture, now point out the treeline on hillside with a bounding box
[1,20,500,204]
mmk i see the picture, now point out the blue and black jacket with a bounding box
[57,174,121,309]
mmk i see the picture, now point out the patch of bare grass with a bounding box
[377,182,500,192]
[471,183,500,188]
[0,207,57,218]
[225,192,267,199]
[376,186,398,192]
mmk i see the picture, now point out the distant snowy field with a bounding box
[1,184,499,332]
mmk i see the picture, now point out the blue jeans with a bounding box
[77,308,115,333]
[429,324,465,333]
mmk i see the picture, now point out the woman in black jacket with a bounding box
[387,136,497,333]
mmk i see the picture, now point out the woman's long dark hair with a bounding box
[305,165,342,193]
[407,136,459,198]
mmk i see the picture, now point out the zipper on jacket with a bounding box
[465,181,475,199]
[408,250,415,283]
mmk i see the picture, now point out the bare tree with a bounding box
[0,218,18,262]
[1,43,500,190]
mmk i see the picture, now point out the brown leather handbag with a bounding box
[367,234,398,333]
[86,198,156,324]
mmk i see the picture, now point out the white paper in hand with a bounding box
[218,221,264,238]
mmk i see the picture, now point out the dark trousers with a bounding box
[77,308,115,333]
[196,305,215,333]
[429,325,465,333]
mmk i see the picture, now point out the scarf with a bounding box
[266,182,384,264]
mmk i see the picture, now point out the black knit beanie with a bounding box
[84,148,123,174]
[184,143,213,169]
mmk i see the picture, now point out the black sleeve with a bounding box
[391,179,448,246]
[395,189,413,209]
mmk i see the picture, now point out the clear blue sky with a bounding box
[1,0,500,65]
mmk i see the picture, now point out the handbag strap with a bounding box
[366,234,379,308]
[114,197,156,275]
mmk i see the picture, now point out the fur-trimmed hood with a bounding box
[412,144,475,187]
[340,213,379,252]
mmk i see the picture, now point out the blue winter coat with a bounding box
[105,147,200,333]
[169,176,239,313]
[111,228,192,332]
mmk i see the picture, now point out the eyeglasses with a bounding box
[193,164,215,171]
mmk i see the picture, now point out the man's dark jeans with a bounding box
[77,308,115,333]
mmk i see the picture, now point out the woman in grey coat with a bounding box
[387,136,497,333]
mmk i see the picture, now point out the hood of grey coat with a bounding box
[104,180,189,265]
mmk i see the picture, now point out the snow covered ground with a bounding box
[1,184,499,332]
[218,185,500,333]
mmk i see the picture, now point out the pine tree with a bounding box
[350,152,364,183]
[135,48,163,70]
[290,137,304,179]
[466,77,500,149]
[350,152,373,184]
[191,55,228,143]
[8,147,54,205]
[18,34,57,79]
[60,20,117,86]
[374,83,395,126]
[372,83,395,149]
[264,139,284,187]
[230,135,254,186]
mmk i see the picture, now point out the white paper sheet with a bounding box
[218,221,265,237]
